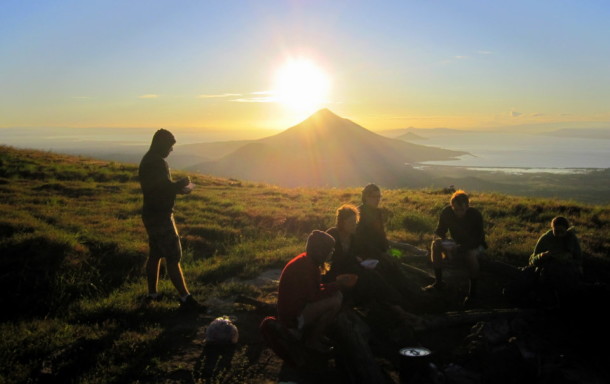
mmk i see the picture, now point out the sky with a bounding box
[1,0,609,132]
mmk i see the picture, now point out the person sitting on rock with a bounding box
[530,216,582,299]
[504,216,583,307]
[354,184,427,311]
[326,204,420,327]
[422,190,487,307]
[277,230,356,353]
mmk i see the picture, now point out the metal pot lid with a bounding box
[399,347,432,357]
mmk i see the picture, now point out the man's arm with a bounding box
[529,233,551,266]
[434,208,449,239]
[140,158,188,194]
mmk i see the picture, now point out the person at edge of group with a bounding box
[354,184,426,310]
[138,129,205,311]
[508,216,583,306]
[326,204,421,327]
[422,190,487,307]
[277,230,357,354]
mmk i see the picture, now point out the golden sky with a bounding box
[1,1,609,132]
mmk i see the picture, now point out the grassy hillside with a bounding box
[0,145,608,383]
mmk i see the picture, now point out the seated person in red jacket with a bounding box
[423,190,487,307]
[277,230,356,352]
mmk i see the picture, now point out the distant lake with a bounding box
[417,132,609,170]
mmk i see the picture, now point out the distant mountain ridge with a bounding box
[540,128,610,140]
[188,109,466,187]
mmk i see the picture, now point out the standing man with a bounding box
[423,190,486,307]
[139,129,204,311]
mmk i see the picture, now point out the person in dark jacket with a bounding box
[529,216,582,299]
[327,204,420,325]
[139,129,203,311]
[504,216,583,307]
[422,190,486,307]
[354,184,426,311]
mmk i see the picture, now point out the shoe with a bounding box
[179,295,207,313]
[422,281,446,292]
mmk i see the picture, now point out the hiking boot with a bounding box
[179,295,207,313]
[422,281,447,292]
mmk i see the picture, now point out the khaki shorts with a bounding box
[142,214,182,262]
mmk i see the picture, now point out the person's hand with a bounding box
[178,177,190,188]
[336,274,358,289]
[178,177,193,194]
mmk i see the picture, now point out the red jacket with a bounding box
[277,253,339,328]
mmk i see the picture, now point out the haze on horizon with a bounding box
[1,1,609,133]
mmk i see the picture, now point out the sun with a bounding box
[273,57,331,114]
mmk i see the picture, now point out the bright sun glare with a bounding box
[273,58,331,114]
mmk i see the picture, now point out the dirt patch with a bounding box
[156,263,610,383]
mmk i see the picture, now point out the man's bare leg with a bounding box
[166,260,190,298]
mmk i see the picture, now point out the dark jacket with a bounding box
[355,204,389,258]
[435,206,486,251]
[529,228,582,267]
[138,150,184,217]
[326,227,360,277]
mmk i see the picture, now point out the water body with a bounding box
[418,132,609,171]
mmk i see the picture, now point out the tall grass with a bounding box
[0,145,608,383]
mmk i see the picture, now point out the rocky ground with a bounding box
[153,259,610,384]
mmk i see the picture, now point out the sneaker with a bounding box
[179,295,207,312]
[422,281,447,292]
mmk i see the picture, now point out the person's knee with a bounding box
[431,239,443,252]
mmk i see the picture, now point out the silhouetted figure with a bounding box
[422,190,486,307]
[505,216,582,307]
[326,204,420,327]
[354,184,426,312]
[277,230,356,354]
[139,129,204,311]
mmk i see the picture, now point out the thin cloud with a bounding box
[477,50,493,55]
[231,96,276,103]
[230,90,277,103]
[455,55,468,60]
[510,109,523,118]
[197,93,241,99]
[72,96,91,100]
[139,94,159,99]
[531,113,545,117]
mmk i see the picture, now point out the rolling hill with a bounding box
[187,109,466,187]
[1,145,609,383]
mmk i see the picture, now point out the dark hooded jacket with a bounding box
[138,130,184,217]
